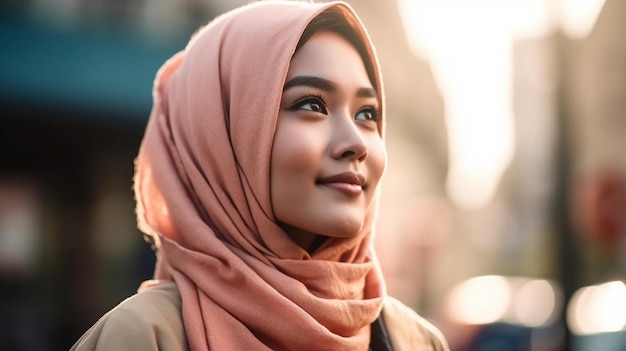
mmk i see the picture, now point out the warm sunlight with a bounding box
[399,0,604,209]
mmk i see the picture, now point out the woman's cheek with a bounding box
[367,136,387,185]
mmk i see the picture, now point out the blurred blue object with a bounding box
[574,331,626,351]
[461,323,533,351]
[0,12,181,121]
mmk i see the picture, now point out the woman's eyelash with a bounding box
[289,93,328,113]
[371,106,383,121]
[356,106,382,122]
[288,94,381,122]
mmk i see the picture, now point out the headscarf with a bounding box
[133,1,386,350]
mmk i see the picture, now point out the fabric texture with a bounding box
[71,283,187,351]
[133,1,387,350]
[71,282,450,351]
[381,298,449,351]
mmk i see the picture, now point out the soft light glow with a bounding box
[399,0,604,208]
[559,0,606,39]
[445,275,511,325]
[512,279,559,327]
[398,0,550,209]
[444,276,562,327]
[568,281,626,335]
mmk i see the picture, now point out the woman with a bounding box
[72,1,448,350]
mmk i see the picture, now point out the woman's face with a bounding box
[271,30,386,250]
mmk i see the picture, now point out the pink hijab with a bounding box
[133,1,386,350]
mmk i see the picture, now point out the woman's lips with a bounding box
[317,172,365,197]
[320,182,363,196]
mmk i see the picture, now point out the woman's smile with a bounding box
[316,172,365,197]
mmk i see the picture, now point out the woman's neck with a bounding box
[278,222,328,254]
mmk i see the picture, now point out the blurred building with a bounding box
[563,0,626,347]
[0,1,216,349]
[436,0,626,349]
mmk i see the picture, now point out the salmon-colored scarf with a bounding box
[134,1,386,350]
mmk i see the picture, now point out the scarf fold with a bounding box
[134,1,386,350]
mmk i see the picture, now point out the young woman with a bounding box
[72,1,449,350]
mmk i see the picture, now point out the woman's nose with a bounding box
[330,113,368,162]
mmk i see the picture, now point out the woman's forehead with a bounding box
[286,31,375,95]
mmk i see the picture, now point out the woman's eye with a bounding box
[355,108,379,122]
[294,97,327,114]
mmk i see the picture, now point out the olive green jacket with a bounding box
[71,282,448,351]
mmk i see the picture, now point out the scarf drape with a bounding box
[133,2,386,350]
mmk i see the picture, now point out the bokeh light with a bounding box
[568,281,626,335]
[444,275,562,328]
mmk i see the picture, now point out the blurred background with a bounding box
[0,0,625,350]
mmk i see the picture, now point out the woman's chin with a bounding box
[280,217,365,250]
[321,217,365,239]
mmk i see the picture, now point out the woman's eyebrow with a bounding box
[283,76,336,91]
[356,87,378,99]
[283,75,379,100]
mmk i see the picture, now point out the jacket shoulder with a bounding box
[382,296,449,351]
[71,282,187,351]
